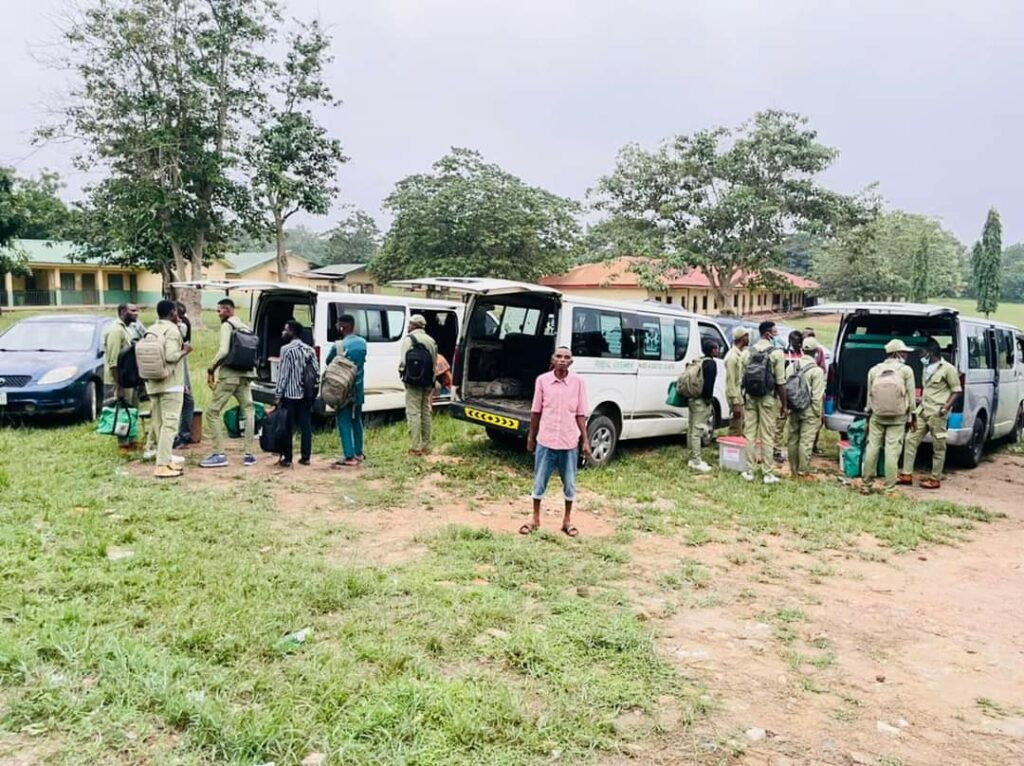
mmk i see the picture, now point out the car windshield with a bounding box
[0,321,95,352]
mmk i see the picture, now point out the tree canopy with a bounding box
[812,210,965,301]
[591,110,866,311]
[321,208,381,265]
[370,148,580,283]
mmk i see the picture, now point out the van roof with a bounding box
[811,301,1022,332]
[313,291,461,310]
[560,294,709,320]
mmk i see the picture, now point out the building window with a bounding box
[702,295,708,311]
[666,296,673,304]
[108,273,125,291]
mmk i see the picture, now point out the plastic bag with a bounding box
[97,402,139,440]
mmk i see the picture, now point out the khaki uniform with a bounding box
[399,328,438,451]
[863,358,915,488]
[102,320,139,446]
[741,339,787,476]
[902,358,961,480]
[206,316,257,455]
[787,355,826,476]
[143,320,187,467]
[724,345,745,436]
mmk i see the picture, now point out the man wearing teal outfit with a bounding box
[326,314,367,467]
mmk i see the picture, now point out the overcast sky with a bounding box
[2,0,1021,244]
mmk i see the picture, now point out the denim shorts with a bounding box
[532,444,578,501]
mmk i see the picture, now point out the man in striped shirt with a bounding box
[275,319,318,467]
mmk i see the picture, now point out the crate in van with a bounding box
[808,302,1024,469]
[392,277,731,466]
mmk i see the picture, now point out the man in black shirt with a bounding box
[687,339,720,473]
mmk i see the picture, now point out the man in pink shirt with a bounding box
[522,346,592,537]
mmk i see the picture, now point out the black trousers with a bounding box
[282,397,313,462]
[175,390,195,446]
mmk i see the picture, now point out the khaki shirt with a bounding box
[794,354,826,419]
[143,320,187,395]
[102,320,134,387]
[741,338,787,396]
[866,357,915,423]
[211,315,256,381]
[398,328,438,376]
[919,358,961,415]
[724,345,745,405]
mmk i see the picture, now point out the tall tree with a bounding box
[5,169,71,240]
[42,0,279,316]
[592,111,866,312]
[245,20,347,282]
[909,233,930,302]
[321,208,380,265]
[0,169,31,285]
[371,148,580,282]
[1000,243,1024,302]
[975,208,1002,317]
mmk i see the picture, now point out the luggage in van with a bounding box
[484,378,525,397]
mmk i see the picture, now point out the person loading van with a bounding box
[899,338,961,489]
[862,339,915,492]
[399,314,437,455]
[741,321,789,484]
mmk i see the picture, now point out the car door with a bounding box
[994,328,1019,436]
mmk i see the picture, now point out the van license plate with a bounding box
[464,407,518,430]
[0,392,7,405]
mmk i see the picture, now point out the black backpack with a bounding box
[223,324,259,372]
[260,407,290,453]
[301,349,320,401]
[403,335,435,388]
[743,348,776,397]
[116,343,142,390]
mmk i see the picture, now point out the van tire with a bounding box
[586,414,619,467]
[1010,405,1023,445]
[959,414,987,469]
[485,427,521,447]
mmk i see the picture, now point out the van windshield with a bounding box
[837,314,957,413]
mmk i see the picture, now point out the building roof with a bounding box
[539,256,818,291]
[307,263,370,278]
[2,239,83,266]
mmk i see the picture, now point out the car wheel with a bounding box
[485,427,520,447]
[960,415,986,469]
[586,413,619,467]
[78,380,99,422]
[1010,406,1023,445]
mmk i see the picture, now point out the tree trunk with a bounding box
[183,237,205,328]
[275,213,289,283]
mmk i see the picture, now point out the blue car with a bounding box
[0,314,114,421]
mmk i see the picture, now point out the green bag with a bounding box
[847,418,868,448]
[841,444,862,478]
[97,402,139,440]
[223,402,267,438]
[665,381,686,408]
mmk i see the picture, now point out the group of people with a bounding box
[100,302,449,477]
[683,319,961,491]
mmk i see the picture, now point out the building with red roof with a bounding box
[539,256,818,315]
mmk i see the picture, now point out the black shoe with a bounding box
[277,459,292,468]
[298,457,310,466]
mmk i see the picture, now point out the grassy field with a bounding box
[0,305,1003,763]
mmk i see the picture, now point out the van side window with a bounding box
[660,320,676,361]
[329,304,404,343]
[572,307,623,358]
[673,320,691,361]
[625,314,661,359]
[998,330,1015,369]
[967,327,994,370]
[698,322,727,355]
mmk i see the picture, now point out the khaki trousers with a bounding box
[863,414,906,489]
[206,377,255,454]
[149,392,183,467]
[688,398,713,461]
[744,395,780,475]
[405,386,433,451]
[902,411,949,480]
[788,411,818,476]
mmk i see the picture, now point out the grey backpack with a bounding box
[784,362,812,411]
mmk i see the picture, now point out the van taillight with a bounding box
[452,346,463,381]
[314,345,321,362]
[827,362,836,384]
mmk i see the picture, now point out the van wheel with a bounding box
[77,381,99,422]
[587,414,618,467]
[960,415,987,469]
[485,427,521,447]
[1010,406,1024,445]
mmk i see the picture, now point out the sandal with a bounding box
[519,523,539,535]
[561,524,579,538]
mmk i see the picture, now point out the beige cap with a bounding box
[409,314,427,328]
[732,325,751,341]
[802,336,820,353]
[884,338,912,354]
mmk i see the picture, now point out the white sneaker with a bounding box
[763,474,780,485]
[142,450,156,461]
[688,459,712,473]
[170,455,185,465]
[741,471,755,482]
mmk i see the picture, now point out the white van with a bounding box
[392,278,730,465]
[177,280,463,413]
[808,302,1024,467]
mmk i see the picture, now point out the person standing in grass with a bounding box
[173,301,195,450]
[398,314,438,456]
[145,300,192,479]
[275,319,318,468]
[803,326,827,456]
[774,330,804,464]
[686,339,720,474]
[787,336,826,479]
[522,346,592,538]
[740,321,789,485]
[103,302,143,454]
[899,338,962,489]
[724,326,749,436]
[200,298,257,469]
[326,314,366,467]
[862,339,915,492]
